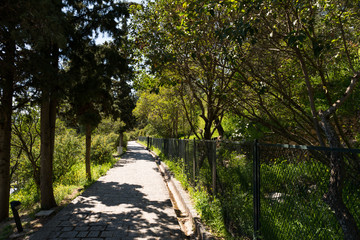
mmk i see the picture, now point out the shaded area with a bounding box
[29,142,184,239]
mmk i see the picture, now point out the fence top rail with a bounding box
[259,142,360,154]
[142,136,360,153]
[146,137,249,144]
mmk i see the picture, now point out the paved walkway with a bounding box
[29,141,184,240]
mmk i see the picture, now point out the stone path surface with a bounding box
[29,141,184,240]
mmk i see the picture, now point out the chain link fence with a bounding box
[138,137,360,239]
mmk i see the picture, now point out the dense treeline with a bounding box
[131,0,360,238]
[0,0,135,222]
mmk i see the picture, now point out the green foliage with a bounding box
[222,114,267,141]
[164,158,191,190]
[192,189,228,237]
[91,133,118,164]
[53,185,81,205]
[145,138,360,239]
[9,117,121,216]
[259,160,341,239]
[131,0,235,139]
[126,129,141,141]
[93,118,123,136]
[9,181,40,210]
[56,162,86,186]
[147,143,228,237]
[91,157,118,180]
[11,106,41,190]
[53,126,84,182]
[133,86,196,138]
[133,0,360,237]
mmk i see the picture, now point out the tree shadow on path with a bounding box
[29,142,184,239]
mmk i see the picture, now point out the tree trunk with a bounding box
[40,94,57,209]
[0,34,15,221]
[0,97,12,222]
[85,124,92,180]
[215,118,224,139]
[32,163,41,189]
[203,121,212,140]
[320,115,360,240]
[27,152,40,189]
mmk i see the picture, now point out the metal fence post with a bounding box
[162,138,165,153]
[212,141,217,195]
[193,138,197,183]
[253,139,260,239]
[184,140,187,175]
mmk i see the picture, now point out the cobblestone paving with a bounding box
[29,141,184,239]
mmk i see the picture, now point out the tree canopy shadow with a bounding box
[29,142,184,239]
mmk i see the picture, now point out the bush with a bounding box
[10,180,40,210]
[53,129,84,182]
[57,162,87,186]
[91,133,117,164]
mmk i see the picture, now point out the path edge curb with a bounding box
[144,147,215,240]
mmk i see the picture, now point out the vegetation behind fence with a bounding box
[139,136,360,240]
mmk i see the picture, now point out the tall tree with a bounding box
[66,43,114,180]
[26,0,68,210]
[64,0,131,179]
[34,0,130,208]
[131,0,237,140]
[0,15,15,221]
[0,0,34,220]
[221,0,360,238]
[0,0,133,215]
[133,85,195,138]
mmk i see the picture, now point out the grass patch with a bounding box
[140,139,360,239]
[144,143,230,238]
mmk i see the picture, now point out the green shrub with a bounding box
[10,180,39,210]
[7,117,122,235]
[126,129,140,141]
[91,157,118,180]
[54,184,82,205]
[57,162,87,186]
[192,188,228,237]
[91,133,117,164]
[53,129,84,182]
